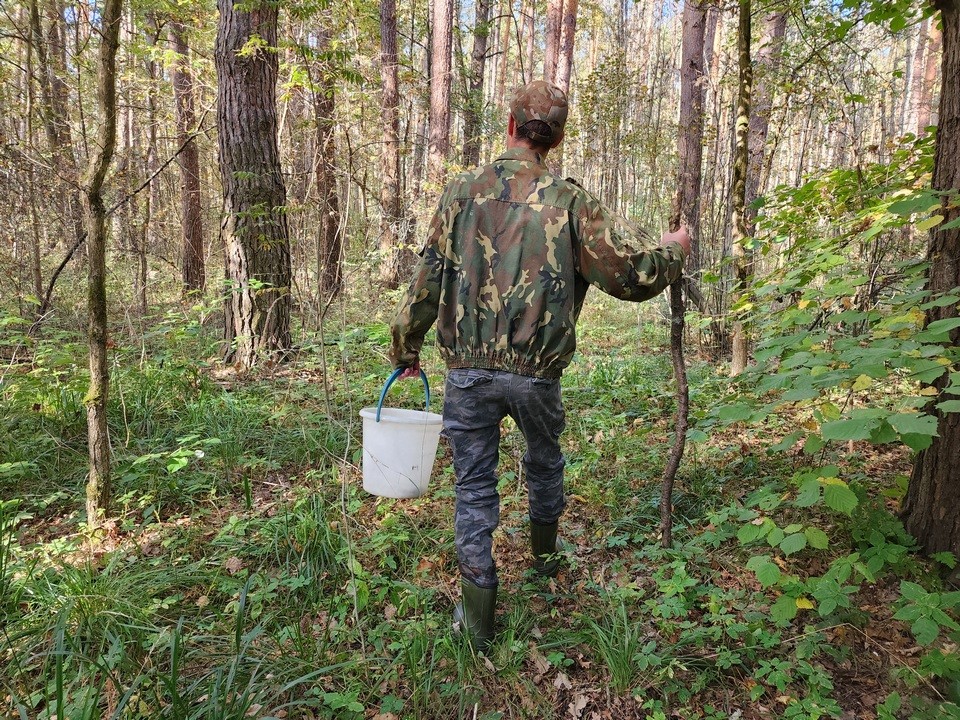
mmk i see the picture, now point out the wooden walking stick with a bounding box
[660,276,689,549]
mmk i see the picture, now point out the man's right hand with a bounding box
[661,227,692,259]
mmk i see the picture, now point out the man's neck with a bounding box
[506,133,550,157]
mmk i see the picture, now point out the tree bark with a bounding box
[170,20,206,295]
[918,18,943,134]
[671,0,707,275]
[379,0,403,289]
[904,0,960,560]
[544,0,563,84]
[729,0,752,377]
[83,0,122,529]
[427,0,453,199]
[555,0,578,94]
[745,11,786,236]
[215,0,292,368]
[462,0,491,167]
[312,30,342,297]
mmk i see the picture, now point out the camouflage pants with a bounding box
[443,368,566,588]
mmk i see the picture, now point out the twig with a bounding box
[32,111,210,328]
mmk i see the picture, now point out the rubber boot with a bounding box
[453,578,497,653]
[531,520,564,578]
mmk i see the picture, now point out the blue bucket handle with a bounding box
[376,368,431,422]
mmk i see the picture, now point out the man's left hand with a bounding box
[398,360,421,380]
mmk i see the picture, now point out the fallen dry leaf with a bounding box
[224,556,243,575]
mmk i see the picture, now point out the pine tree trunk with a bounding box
[462,0,491,166]
[170,20,205,295]
[544,0,563,84]
[555,0,578,94]
[729,0,752,377]
[918,19,943,133]
[215,0,292,368]
[83,0,122,530]
[427,0,453,199]
[903,0,960,560]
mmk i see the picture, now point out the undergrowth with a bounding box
[0,293,956,720]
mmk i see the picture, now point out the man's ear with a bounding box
[508,114,516,137]
[550,130,564,149]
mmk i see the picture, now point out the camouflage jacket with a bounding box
[390,147,686,379]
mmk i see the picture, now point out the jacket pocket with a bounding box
[448,369,495,389]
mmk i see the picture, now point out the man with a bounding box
[389,80,691,651]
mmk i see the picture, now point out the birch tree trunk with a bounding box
[729,0,752,377]
[903,0,960,561]
[170,20,205,295]
[83,0,122,529]
[216,0,292,368]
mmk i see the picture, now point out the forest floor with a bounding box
[0,291,955,720]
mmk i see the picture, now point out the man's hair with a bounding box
[514,120,554,151]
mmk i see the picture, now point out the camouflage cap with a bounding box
[510,80,568,145]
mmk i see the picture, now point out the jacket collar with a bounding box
[497,146,547,167]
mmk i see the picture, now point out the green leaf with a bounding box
[888,413,939,437]
[770,594,799,624]
[916,214,944,232]
[899,581,926,601]
[795,479,822,507]
[822,481,859,515]
[902,433,935,452]
[780,533,807,556]
[738,522,769,544]
[936,400,960,413]
[803,435,826,454]
[805,527,830,550]
[924,317,960,335]
[719,403,754,423]
[912,616,940,645]
[870,420,899,444]
[821,418,877,441]
[747,555,782,588]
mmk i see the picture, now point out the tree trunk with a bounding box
[729,0,752,377]
[379,0,403,289]
[918,18,943,134]
[904,0,960,560]
[312,30,342,297]
[83,0,122,529]
[555,0,578,94]
[745,11,786,236]
[522,0,535,84]
[671,0,707,274]
[427,0,453,200]
[170,20,205,295]
[215,0,292,368]
[544,0,563,84]
[462,0,491,166]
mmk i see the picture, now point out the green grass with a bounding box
[1,293,957,719]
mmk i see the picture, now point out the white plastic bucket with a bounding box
[360,370,442,498]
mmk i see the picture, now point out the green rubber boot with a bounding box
[453,578,497,652]
[531,520,564,578]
